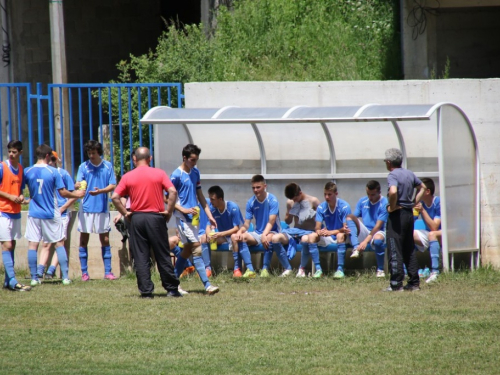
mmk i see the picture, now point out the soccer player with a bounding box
[384,148,426,292]
[206,185,256,278]
[0,140,31,291]
[413,177,442,284]
[75,140,117,281]
[270,183,321,278]
[232,174,292,277]
[24,144,85,286]
[36,151,77,279]
[170,144,219,295]
[348,180,389,278]
[307,182,352,279]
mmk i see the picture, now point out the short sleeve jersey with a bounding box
[170,167,201,221]
[353,196,389,231]
[56,167,75,218]
[387,168,422,209]
[210,201,243,232]
[316,198,351,231]
[0,161,26,219]
[76,159,116,213]
[420,196,441,231]
[245,193,281,235]
[25,164,65,219]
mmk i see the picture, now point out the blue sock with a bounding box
[37,264,45,278]
[300,242,310,269]
[174,255,188,278]
[28,250,38,280]
[101,246,112,274]
[309,242,322,272]
[272,242,291,270]
[263,249,273,270]
[193,256,210,288]
[373,239,386,271]
[79,247,88,274]
[47,265,57,276]
[429,240,440,273]
[346,219,359,248]
[239,242,254,271]
[201,243,211,270]
[232,251,241,270]
[55,246,69,279]
[2,251,18,288]
[337,243,346,272]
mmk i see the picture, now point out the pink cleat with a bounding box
[104,273,118,280]
[81,273,90,282]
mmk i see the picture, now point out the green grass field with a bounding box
[1,268,500,375]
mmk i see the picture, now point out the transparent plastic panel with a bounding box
[257,122,331,174]
[359,105,434,118]
[144,107,219,121]
[440,106,478,252]
[186,123,261,174]
[326,121,400,173]
[217,107,289,119]
[398,115,439,173]
[290,106,361,119]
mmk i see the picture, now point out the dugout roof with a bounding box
[141,103,480,271]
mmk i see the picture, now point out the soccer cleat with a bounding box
[403,284,421,292]
[280,269,292,277]
[418,269,424,277]
[296,268,306,278]
[242,270,257,279]
[376,270,386,278]
[205,285,220,295]
[426,272,439,284]
[140,293,154,299]
[260,269,270,278]
[30,278,42,286]
[233,269,242,278]
[62,278,72,286]
[166,290,183,298]
[206,268,212,278]
[350,248,360,258]
[421,267,431,278]
[11,283,32,292]
[104,273,118,280]
[333,270,345,279]
[180,266,195,278]
[44,273,54,280]
[177,287,189,296]
[313,270,323,278]
[81,273,90,281]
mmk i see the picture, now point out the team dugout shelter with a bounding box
[141,103,480,271]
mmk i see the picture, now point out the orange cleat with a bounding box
[233,269,242,278]
[180,266,195,278]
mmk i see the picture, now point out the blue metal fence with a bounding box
[0,82,183,177]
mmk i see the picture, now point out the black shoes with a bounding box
[166,290,183,298]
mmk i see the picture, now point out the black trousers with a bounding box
[386,208,419,289]
[129,212,179,295]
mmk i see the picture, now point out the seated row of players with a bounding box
[172,172,441,284]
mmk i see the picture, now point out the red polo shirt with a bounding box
[115,165,175,212]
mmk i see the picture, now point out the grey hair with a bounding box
[385,148,403,167]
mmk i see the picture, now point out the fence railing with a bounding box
[0,82,184,178]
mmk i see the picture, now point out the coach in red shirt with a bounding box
[112,147,180,298]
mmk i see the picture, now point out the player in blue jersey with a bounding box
[24,144,85,286]
[36,151,78,280]
[413,177,442,284]
[0,140,31,291]
[205,185,256,278]
[170,144,219,295]
[232,174,292,277]
[307,181,352,279]
[75,140,117,281]
[348,180,389,278]
[270,183,321,278]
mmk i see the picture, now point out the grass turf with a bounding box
[1,268,500,375]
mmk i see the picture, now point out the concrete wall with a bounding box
[184,79,500,268]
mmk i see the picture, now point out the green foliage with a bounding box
[117,0,401,84]
[430,56,451,79]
